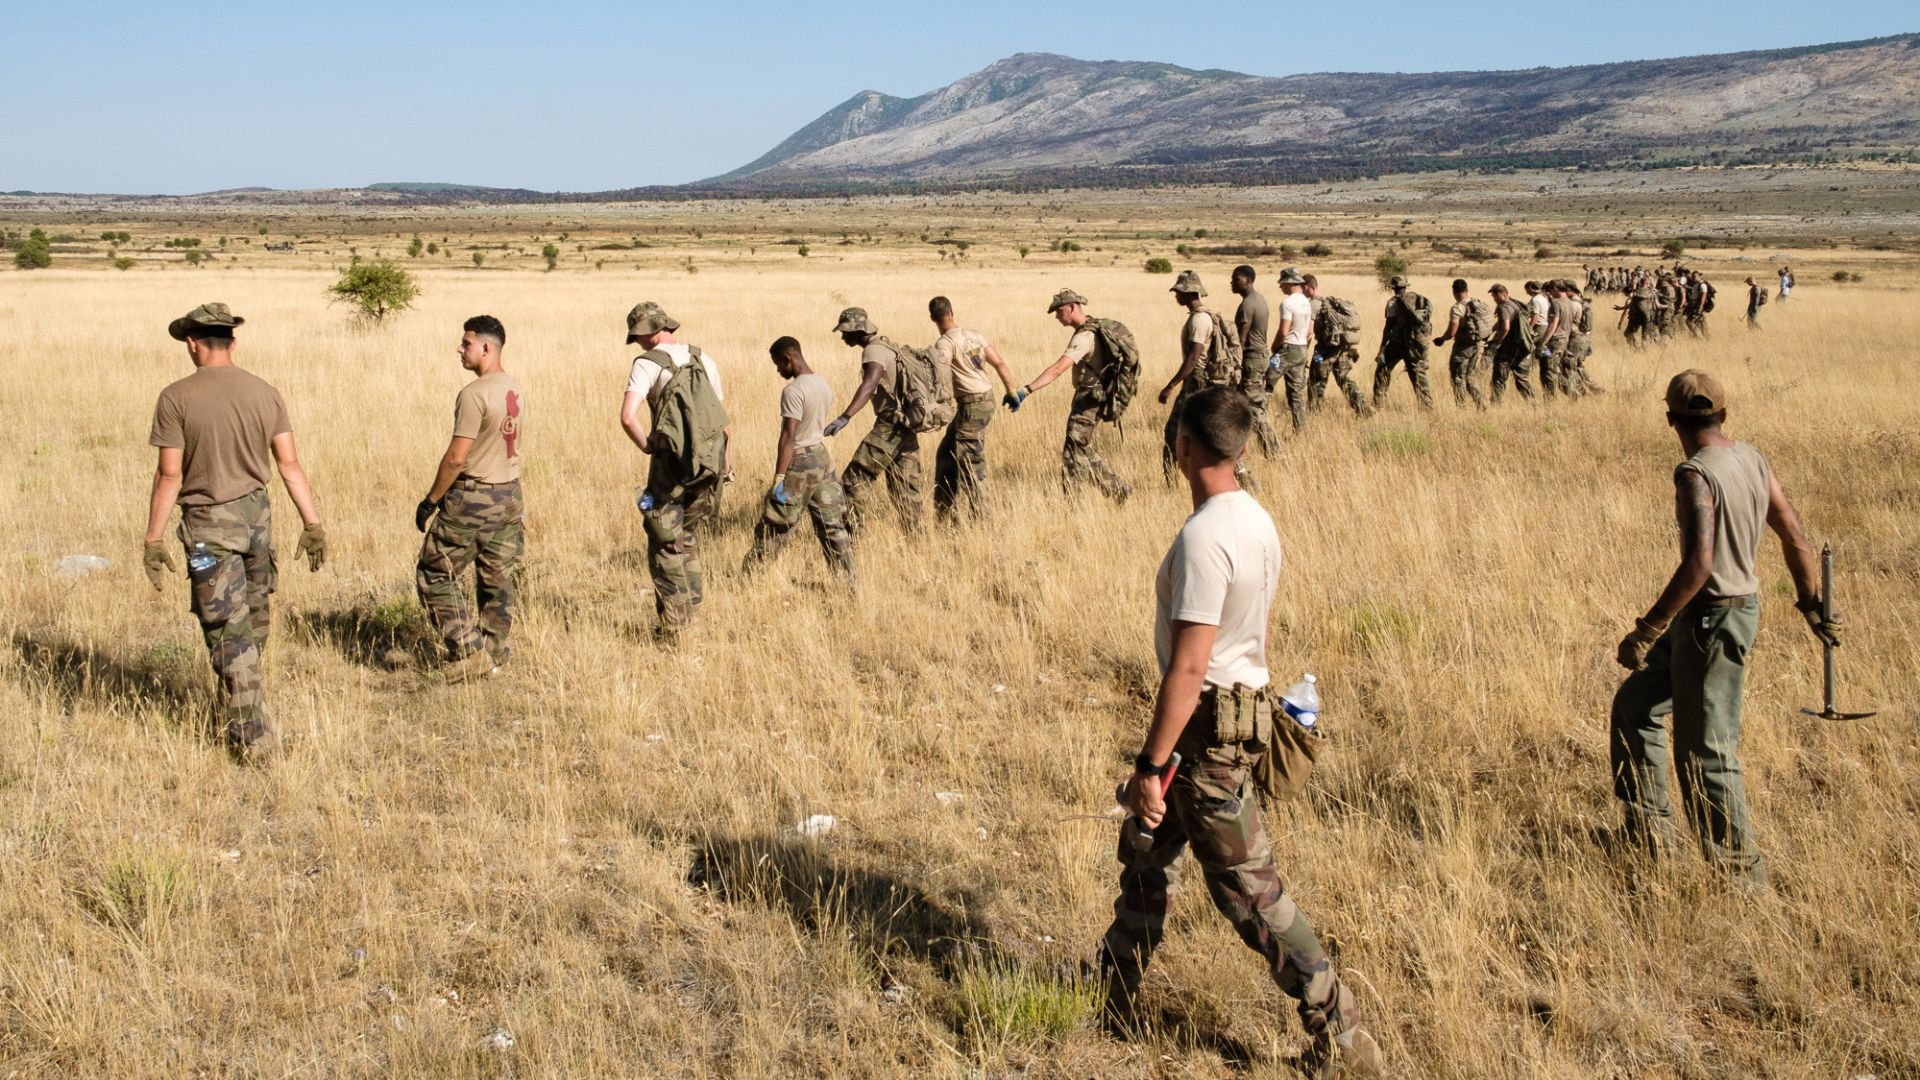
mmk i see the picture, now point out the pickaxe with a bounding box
[1803,543,1876,721]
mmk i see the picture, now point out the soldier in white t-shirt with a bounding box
[1103,386,1383,1076]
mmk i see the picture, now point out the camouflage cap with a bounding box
[1524,280,1541,291]
[1488,283,1508,295]
[1169,270,1207,297]
[1276,267,1306,285]
[831,307,877,335]
[168,302,245,341]
[625,301,680,343]
[1665,369,1727,417]
[1046,288,1087,313]
[1388,275,1409,290]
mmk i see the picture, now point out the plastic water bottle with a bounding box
[635,487,655,513]
[187,543,217,576]
[1280,674,1320,732]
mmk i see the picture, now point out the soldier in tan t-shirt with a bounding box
[1005,289,1133,503]
[1158,270,1223,483]
[824,307,925,533]
[926,295,1018,520]
[415,315,525,682]
[142,303,327,762]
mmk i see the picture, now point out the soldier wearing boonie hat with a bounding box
[1156,270,1252,487]
[141,302,329,763]
[1269,267,1315,433]
[1372,276,1435,412]
[823,306,926,533]
[1008,289,1133,503]
[1608,369,1838,889]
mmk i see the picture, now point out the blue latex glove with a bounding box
[1003,387,1028,412]
[770,477,790,505]
[1311,351,1326,366]
[1267,354,1282,372]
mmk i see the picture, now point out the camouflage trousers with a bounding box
[1163,385,1254,489]
[178,489,275,738]
[1609,598,1765,887]
[1062,390,1130,502]
[1566,333,1602,395]
[1307,347,1368,416]
[933,392,995,519]
[1538,333,1573,399]
[641,461,718,641]
[1372,341,1433,411]
[416,479,524,664]
[1240,352,1283,454]
[1490,345,1536,402]
[843,418,924,533]
[1623,310,1653,346]
[746,444,854,577]
[1099,741,1357,1037]
[1269,344,1311,434]
[1448,340,1488,410]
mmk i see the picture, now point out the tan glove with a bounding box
[1798,601,1843,648]
[142,540,177,591]
[299,522,327,572]
[1615,615,1669,671]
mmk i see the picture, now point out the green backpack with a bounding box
[1460,298,1493,343]
[875,336,956,434]
[1083,316,1141,423]
[645,346,731,502]
[1202,310,1242,387]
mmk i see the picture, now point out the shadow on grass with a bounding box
[293,593,438,669]
[10,629,208,727]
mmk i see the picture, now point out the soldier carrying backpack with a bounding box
[1004,289,1136,504]
[1433,279,1488,411]
[1158,271,1254,488]
[1303,274,1370,417]
[1373,275,1435,412]
[823,307,934,533]
[619,301,733,644]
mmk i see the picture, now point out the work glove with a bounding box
[299,522,328,572]
[415,496,441,533]
[824,416,849,438]
[1157,385,1174,406]
[1432,335,1447,347]
[1003,387,1028,412]
[769,475,790,506]
[142,540,177,592]
[1797,599,1843,648]
[1615,615,1668,671]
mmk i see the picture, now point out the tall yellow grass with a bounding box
[0,260,1914,1077]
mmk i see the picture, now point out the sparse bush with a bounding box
[1303,241,1333,257]
[13,237,51,269]
[542,243,560,271]
[407,237,424,258]
[1662,239,1686,258]
[183,249,203,266]
[797,244,810,257]
[472,251,485,267]
[957,961,1097,1051]
[1017,245,1030,259]
[1373,252,1411,288]
[426,242,439,255]
[1534,247,1555,260]
[113,257,135,271]
[1175,244,1191,257]
[1832,270,1864,283]
[1144,257,1173,274]
[327,259,419,323]
[82,850,189,931]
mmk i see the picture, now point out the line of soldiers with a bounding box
[1592,263,1727,345]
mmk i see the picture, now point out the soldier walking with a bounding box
[1267,268,1314,432]
[824,308,925,533]
[1371,275,1433,411]
[1227,266,1280,457]
[744,337,855,579]
[1157,270,1226,481]
[1609,371,1840,888]
[1565,284,1604,396]
[620,302,733,644]
[1005,289,1133,504]
[1536,281,1575,399]
[1099,385,1384,1076]
[415,315,524,683]
[1433,278,1488,410]
[142,303,327,761]
[1488,284,1536,403]
[1302,274,1369,416]
[1744,276,1766,329]
[928,296,1019,520]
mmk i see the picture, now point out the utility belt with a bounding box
[454,477,520,491]
[1185,682,1277,751]
[1689,593,1756,611]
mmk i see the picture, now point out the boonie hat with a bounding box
[168,302,245,341]
[831,307,877,335]
[1387,275,1409,290]
[1169,270,1207,297]
[625,302,680,343]
[1665,369,1727,417]
[1046,288,1087,313]
[1276,267,1306,286]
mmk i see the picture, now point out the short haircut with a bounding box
[769,335,802,359]
[463,314,506,346]
[1452,278,1468,294]
[928,295,953,321]
[1301,273,1318,288]
[1232,264,1256,283]
[1176,386,1254,461]
[1669,409,1726,432]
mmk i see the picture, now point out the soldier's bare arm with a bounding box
[1122,619,1218,827]
[270,431,322,527]
[980,343,1018,395]
[1648,467,1717,623]
[1492,311,1512,349]
[620,391,654,453]
[144,447,184,544]
[1024,352,1076,393]
[836,361,886,424]
[1764,471,1822,604]
[1159,340,1206,404]
[772,416,799,481]
[426,436,475,503]
[1270,312,1293,357]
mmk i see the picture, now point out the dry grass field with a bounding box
[1,184,1917,1078]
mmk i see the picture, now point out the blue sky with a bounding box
[5,1,1912,194]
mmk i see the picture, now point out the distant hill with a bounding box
[367,182,547,197]
[712,34,1920,190]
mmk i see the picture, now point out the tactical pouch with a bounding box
[1204,684,1269,746]
[1254,693,1327,804]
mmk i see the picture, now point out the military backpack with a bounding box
[1701,281,1717,313]
[1387,292,1432,340]
[1576,296,1594,335]
[1202,310,1242,387]
[1316,296,1364,351]
[1081,316,1142,423]
[1460,298,1493,343]
[876,336,956,434]
[644,346,731,503]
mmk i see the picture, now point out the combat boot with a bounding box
[224,717,278,765]
[1308,1024,1384,1078]
[441,648,498,685]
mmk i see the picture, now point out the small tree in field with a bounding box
[328,260,419,323]
[1373,252,1411,289]
[472,251,485,268]
[541,243,559,271]
[14,238,52,269]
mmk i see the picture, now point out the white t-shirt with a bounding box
[1529,293,1551,327]
[1279,292,1313,347]
[626,343,725,420]
[1154,490,1280,691]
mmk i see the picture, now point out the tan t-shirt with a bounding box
[1154,490,1280,690]
[1680,442,1774,599]
[149,366,293,506]
[781,373,833,449]
[861,340,900,419]
[1063,326,1109,392]
[932,327,993,397]
[1235,290,1270,360]
[453,371,523,484]
[1550,297,1578,340]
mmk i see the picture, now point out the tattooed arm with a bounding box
[1646,466,1717,624]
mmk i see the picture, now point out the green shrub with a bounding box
[13,238,51,269]
[957,961,1097,1051]
[1303,241,1333,257]
[1372,252,1411,288]
[541,242,560,271]
[1662,239,1686,258]
[1144,257,1173,273]
[112,257,135,271]
[83,850,189,931]
[797,244,810,257]
[328,259,420,323]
